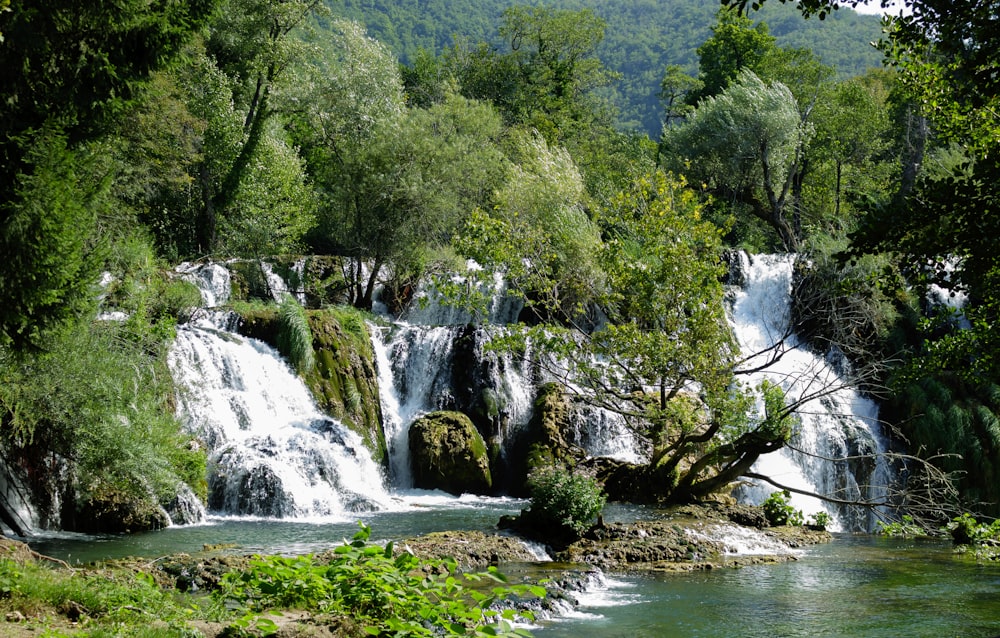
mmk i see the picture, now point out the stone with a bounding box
[408,411,492,496]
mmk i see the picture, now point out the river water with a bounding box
[26,504,1000,637]
[534,535,1000,638]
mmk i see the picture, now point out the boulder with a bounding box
[408,411,492,496]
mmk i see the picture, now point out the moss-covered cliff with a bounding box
[236,305,387,464]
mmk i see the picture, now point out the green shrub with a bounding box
[807,511,831,530]
[216,523,543,637]
[276,294,315,375]
[527,466,606,535]
[762,490,803,527]
[876,514,925,537]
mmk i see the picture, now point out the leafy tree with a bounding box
[663,69,811,250]
[296,20,507,308]
[809,73,894,223]
[0,0,216,349]
[687,8,777,105]
[200,0,325,250]
[459,169,799,501]
[659,64,703,129]
[497,6,618,141]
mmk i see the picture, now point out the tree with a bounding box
[295,20,508,308]
[658,65,703,130]
[459,169,802,502]
[662,69,811,251]
[810,74,893,221]
[200,0,324,251]
[686,8,777,105]
[0,0,216,350]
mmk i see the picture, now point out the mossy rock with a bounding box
[409,411,492,496]
[507,383,585,495]
[65,481,169,534]
[235,305,387,463]
[304,309,386,462]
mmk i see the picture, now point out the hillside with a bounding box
[326,0,884,134]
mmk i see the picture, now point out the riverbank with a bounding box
[0,504,830,637]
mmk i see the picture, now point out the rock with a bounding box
[64,480,169,534]
[392,530,536,571]
[408,411,492,496]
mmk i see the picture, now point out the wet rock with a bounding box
[409,411,492,496]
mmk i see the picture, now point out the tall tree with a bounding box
[199,0,324,251]
[663,70,812,250]
[0,0,216,350]
[686,8,777,105]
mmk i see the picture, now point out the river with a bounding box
[26,503,1000,637]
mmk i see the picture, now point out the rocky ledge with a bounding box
[451,503,829,573]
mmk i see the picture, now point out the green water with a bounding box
[534,536,1000,638]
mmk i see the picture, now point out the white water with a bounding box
[168,311,393,519]
[166,256,890,529]
[728,253,891,531]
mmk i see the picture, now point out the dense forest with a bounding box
[0,0,998,541]
[328,0,885,133]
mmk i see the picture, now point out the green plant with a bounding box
[876,514,925,537]
[527,466,606,535]
[807,511,831,529]
[762,490,804,527]
[276,295,315,375]
[216,523,543,637]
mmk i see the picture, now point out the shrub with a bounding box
[216,523,543,637]
[762,490,803,527]
[527,466,606,535]
[876,514,924,537]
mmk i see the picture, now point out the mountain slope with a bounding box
[327,0,884,135]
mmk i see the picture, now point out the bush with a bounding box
[527,466,606,535]
[216,523,543,637]
[762,490,803,527]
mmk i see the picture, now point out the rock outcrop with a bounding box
[408,411,492,495]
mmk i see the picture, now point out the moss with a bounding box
[304,308,386,462]
[234,305,387,463]
[409,411,492,495]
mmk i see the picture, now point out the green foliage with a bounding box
[876,514,925,537]
[339,0,883,136]
[0,558,186,627]
[216,522,542,637]
[0,127,104,351]
[946,513,1000,547]
[276,295,315,375]
[0,235,207,527]
[886,375,1000,514]
[527,466,606,535]
[807,511,831,529]
[662,68,808,250]
[762,490,804,527]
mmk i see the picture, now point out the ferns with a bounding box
[276,295,315,375]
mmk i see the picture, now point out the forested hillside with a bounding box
[328,0,884,133]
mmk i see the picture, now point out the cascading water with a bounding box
[728,253,891,531]
[370,269,647,485]
[169,263,392,519]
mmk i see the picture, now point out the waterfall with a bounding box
[729,253,891,531]
[371,276,646,484]
[168,308,393,519]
